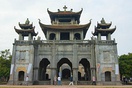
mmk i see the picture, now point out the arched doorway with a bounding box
[74,33,81,40]
[18,71,24,81]
[39,58,50,81]
[78,64,85,80]
[105,71,111,81]
[57,58,72,80]
[62,68,70,79]
[78,58,91,81]
[49,33,56,40]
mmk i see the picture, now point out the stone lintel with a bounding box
[33,67,39,69]
[90,67,96,69]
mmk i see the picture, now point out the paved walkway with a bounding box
[0,85,132,88]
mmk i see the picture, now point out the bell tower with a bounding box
[93,18,116,41]
[93,18,120,85]
[14,18,37,40]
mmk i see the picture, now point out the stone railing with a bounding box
[97,40,115,44]
[14,40,94,45]
[41,40,90,43]
[14,40,33,45]
[14,39,115,45]
[58,22,71,25]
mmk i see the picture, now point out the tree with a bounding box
[0,49,12,81]
[0,49,11,59]
[119,53,132,78]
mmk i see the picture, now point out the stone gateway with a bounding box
[8,6,121,85]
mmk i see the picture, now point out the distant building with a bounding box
[8,6,120,85]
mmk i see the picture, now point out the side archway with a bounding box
[105,71,111,81]
[18,71,25,81]
[49,33,56,40]
[74,33,81,40]
[39,58,50,81]
[78,58,91,81]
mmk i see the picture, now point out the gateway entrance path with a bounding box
[0,85,132,88]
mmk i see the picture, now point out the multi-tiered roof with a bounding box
[93,18,116,36]
[14,18,37,36]
[47,5,83,24]
[39,6,91,39]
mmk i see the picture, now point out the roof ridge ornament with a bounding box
[25,18,30,25]
[101,18,106,24]
[63,5,67,11]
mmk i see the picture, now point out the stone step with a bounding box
[38,81,50,85]
[36,81,92,85]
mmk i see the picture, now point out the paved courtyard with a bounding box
[0,85,132,88]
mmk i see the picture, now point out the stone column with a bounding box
[91,68,96,79]
[22,36,24,40]
[70,31,73,40]
[28,33,32,40]
[107,33,111,40]
[81,31,83,40]
[50,41,56,85]
[56,32,58,40]
[73,43,78,85]
[51,68,57,85]
[33,45,39,84]
[19,34,23,40]
[90,44,96,80]
[47,31,49,40]
[58,32,60,40]
[73,68,78,85]
[98,33,101,41]
[27,46,34,85]
[8,44,16,85]
[33,67,39,84]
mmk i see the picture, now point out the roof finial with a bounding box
[25,18,30,24]
[63,5,67,11]
[101,18,106,24]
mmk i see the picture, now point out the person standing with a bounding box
[69,76,74,85]
[125,77,127,85]
[92,76,96,85]
[54,75,57,85]
[57,76,61,85]
[26,76,29,86]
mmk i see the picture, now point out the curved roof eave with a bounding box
[47,8,83,22]
[93,26,116,36]
[96,27,116,32]
[19,22,33,29]
[97,22,112,28]
[83,21,91,38]
[14,26,38,36]
[47,8,83,15]
[39,22,91,30]
[39,20,47,37]
[39,20,91,39]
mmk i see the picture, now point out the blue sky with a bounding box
[0,0,132,55]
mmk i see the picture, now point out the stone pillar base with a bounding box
[7,80,14,85]
[96,81,122,85]
[33,80,39,85]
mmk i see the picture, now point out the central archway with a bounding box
[57,58,72,80]
[62,66,71,79]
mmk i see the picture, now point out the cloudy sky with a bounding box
[0,0,131,55]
